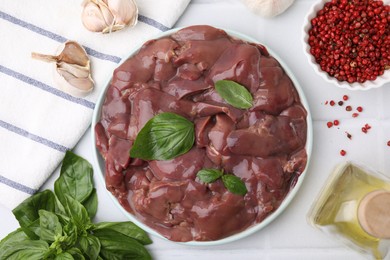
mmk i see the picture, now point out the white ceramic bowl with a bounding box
[91,27,313,246]
[302,0,390,90]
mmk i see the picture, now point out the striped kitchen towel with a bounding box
[0,0,190,209]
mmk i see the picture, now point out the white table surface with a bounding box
[1,0,389,259]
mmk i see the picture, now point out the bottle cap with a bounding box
[357,190,390,239]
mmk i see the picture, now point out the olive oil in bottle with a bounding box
[308,162,390,260]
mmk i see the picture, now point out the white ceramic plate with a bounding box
[302,0,390,90]
[91,27,313,246]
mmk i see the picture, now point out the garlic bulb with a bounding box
[241,0,295,18]
[81,0,138,33]
[31,41,94,97]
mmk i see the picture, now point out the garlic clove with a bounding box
[96,0,115,28]
[67,77,94,92]
[241,0,295,18]
[56,68,94,97]
[32,40,94,98]
[32,41,89,67]
[82,0,110,32]
[107,0,138,27]
[57,62,90,78]
[58,41,90,67]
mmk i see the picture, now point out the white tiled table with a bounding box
[1,1,389,259]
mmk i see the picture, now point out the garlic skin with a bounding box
[82,0,138,33]
[31,41,94,98]
[241,0,295,18]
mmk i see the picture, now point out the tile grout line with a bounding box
[264,233,270,260]
[377,87,385,173]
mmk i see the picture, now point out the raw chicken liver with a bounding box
[95,25,308,242]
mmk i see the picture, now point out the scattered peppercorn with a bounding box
[338,101,344,106]
[334,120,340,126]
[346,106,352,111]
[330,100,336,106]
[346,132,352,140]
[352,113,359,118]
[365,123,371,130]
[343,95,349,101]
[357,106,363,112]
[327,121,334,128]
[387,140,390,146]
[362,127,368,133]
[340,149,347,156]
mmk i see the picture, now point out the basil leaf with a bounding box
[82,188,98,219]
[38,210,62,242]
[65,248,85,260]
[94,229,151,260]
[63,194,91,232]
[215,80,253,109]
[130,112,195,161]
[12,190,56,240]
[24,219,41,240]
[0,229,51,259]
[93,222,152,245]
[197,169,223,183]
[55,252,74,260]
[78,234,100,260]
[0,238,49,260]
[55,151,93,206]
[0,229,28,258]
[221,174,248,196]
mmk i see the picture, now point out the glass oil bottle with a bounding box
[307,162,390,259]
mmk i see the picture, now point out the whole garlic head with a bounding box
[241,0,295,18]
[82,0,138,33]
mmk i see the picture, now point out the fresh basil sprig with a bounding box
[215,80,253,109]
[0,151,152,260]
[130,112,195,161]
[197,168,248,196]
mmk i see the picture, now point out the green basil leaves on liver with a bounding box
[197,169,223,183]
[197,168,248,196]
[222,174,248,196]
[130,112,195,161]
[215,80,253,109]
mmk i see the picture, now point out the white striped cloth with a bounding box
[0,0,190,209]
